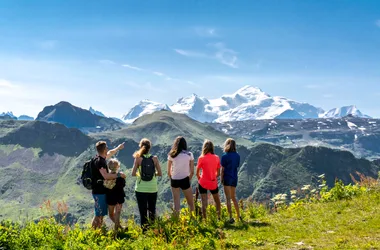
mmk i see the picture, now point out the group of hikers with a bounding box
[88,136,241,231]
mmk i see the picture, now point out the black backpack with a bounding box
[140,155,155,181]
[81,158,94,190]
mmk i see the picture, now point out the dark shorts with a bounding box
[171,176,191,190]
[223,178,238,187]
[93,194,108,217]
[107,194,125,206]
[198,183,219,195]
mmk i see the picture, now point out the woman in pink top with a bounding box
[167,136,195,216]
[196,139,221,219]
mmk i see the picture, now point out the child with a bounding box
[104,159,126,230]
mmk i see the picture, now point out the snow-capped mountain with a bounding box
[121,85,370,123]
[170,85,323,123]
[122,100,171,123]
[170,94,216,122]
[89,107,105,117]
[321,105,370,119]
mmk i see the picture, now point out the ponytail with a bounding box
[133,138,151,158]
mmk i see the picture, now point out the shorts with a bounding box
[171,176,191,190]
[198,183,219,195]
[107,195,125,206]
[93,194,108,217]
[223,178,238,187]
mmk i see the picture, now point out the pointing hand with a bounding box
[118,142,125,150]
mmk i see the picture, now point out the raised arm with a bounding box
[106,142,125,160]
[153,156,162,177]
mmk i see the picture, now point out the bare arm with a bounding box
[99,168,119,180]
[106,143,124,160]
[167,160,172,178]
[189,160,194,180]
[196,163,201,180]
[131,158,140,177]
[153,156,162,177]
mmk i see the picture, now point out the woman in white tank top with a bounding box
[167,136,195,216]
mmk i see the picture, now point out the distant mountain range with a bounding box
[0,112,33,121]
[0,111,378,223]
[3,85,371,125]
[35,101,125,133]
[121,85,370,123]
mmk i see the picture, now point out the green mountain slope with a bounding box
[0,113,379,223]
[94,111,253,147]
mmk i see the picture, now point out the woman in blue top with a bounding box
[221,138,241,224]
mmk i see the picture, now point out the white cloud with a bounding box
[0,79,18,88]
[125,81,166,93]
[175,43,238,68]
[37,40,59,50]
[122,64,143,71]
[376,20,380,27]
[173,49,208,58]
[194,27,218,37]
[153,71,165,76]
[99,59,116,65]
[211,42,238,68]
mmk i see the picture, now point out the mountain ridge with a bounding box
[121,85,369,123]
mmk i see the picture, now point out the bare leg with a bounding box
[200,193,208,219]
[212,193,221,219]
[171,187,181,216]
[108,205,116,223]
[114,204,123,230]
[224,186,232,219]
[183,188,195,213]
[231,187,241,220]
[92,216,103,229]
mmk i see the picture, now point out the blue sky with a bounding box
[0,0,379,118]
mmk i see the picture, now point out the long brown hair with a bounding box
[133,138,151,158]
[201,139,214,156]
[224,138,237,153]
[169,136,188,158]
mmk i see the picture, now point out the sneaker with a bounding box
[228,218,235,224]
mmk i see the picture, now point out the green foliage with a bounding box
[246,203,267,219]
[1,184,380,249]
[320,180,366,202]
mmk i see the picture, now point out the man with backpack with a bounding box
[90,141,126,229]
